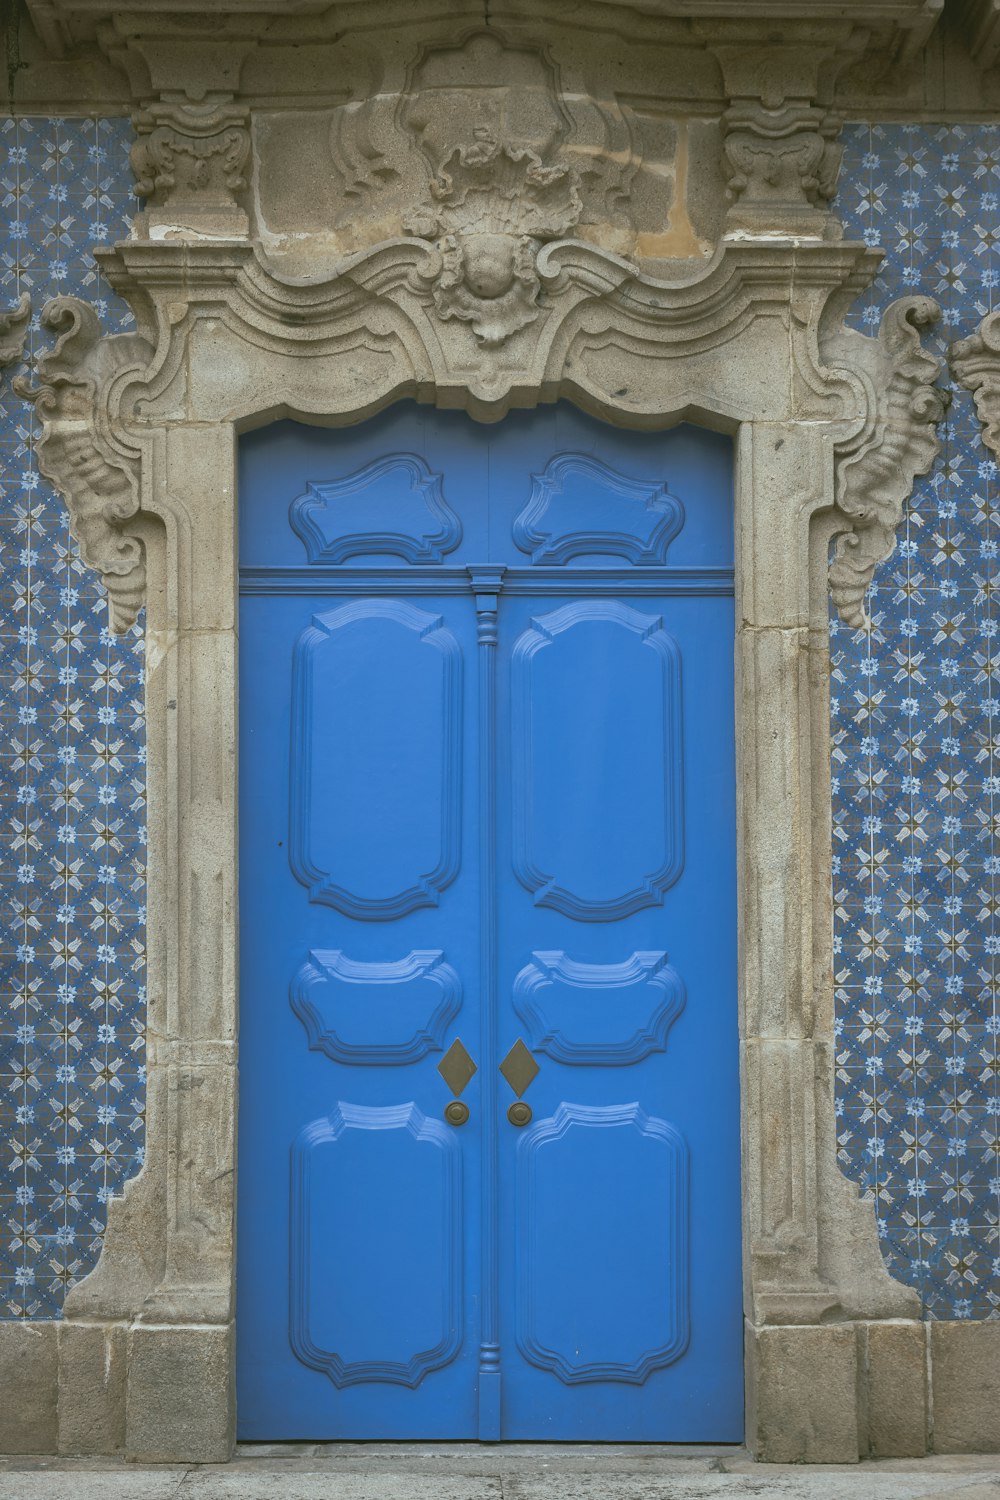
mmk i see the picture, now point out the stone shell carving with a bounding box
[951,310,1000,457]
[829,295,948,629]
[404,128,582,347]
[14,297,153,632]
[0,292,31,369]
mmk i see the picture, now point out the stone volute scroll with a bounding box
[403,127,582,348]
[0,293,31,371]
[951,310,1000,457]
[828,296,949,629]
[14,297,154,633]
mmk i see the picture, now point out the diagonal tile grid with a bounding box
[832,124,1000,1319]
[0,117,144,1319]
[0,116,996,1322]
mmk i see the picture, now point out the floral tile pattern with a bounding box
[0,117,143,1319]
[832,124,1000,1320]
[0,115,997,1322]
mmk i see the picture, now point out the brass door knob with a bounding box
[444,1100,470,1126]
[507,1101,532,1127]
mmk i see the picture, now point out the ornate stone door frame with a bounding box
[17,226,947,1461]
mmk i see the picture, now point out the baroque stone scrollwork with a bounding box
[404,128,581,348]
[951,310,1000,457]
[131,99,252,234]
[14,297,153,632]
[18,236,945,640]
[829,296,948,629]
[0,292,31,369]
[722,102,843,237]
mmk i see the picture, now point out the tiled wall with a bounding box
[832,124,1000,1320]
[0,118,143,1318]
[0,115,997,1322]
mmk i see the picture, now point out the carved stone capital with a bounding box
[951,310,1000,457]
[14,297,154,631]
[403,127,582,348]
[828,295,948,629]
[0,293,31,370]
[722,101,843,238]
[131,99,252,238]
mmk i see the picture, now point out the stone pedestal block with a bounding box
[746,1322,860,1463]
[0,1322,58,1453]
[863,1320,928,1458]
[125,1322,234,1463]
[58,1322,126,1455]
[931,1322,1000,1454]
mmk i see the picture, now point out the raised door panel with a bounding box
[291,950,462,1065]
[512,950,684,1065]
[290,454,462,564]
[511,600,683,919]
[290,599,462,917]
[512,453,685,565]
[516,1103,689,1384]
[291,1102,463,1387]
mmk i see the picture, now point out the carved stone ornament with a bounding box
[951,310,1000,457]
[0,292,31,369]
[14,298,153,631]
[403,127,582,347]
[829,295,948,629]
[723,102,843,237]
[130,99,251,234]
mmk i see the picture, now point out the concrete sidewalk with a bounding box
[0,1446,999,1500]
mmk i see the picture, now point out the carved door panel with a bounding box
[236,406,741,1441]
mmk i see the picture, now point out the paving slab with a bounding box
[0,1448,998,1500]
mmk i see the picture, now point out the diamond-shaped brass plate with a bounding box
[438,1038,477,1097]
[500,1038,539,1098]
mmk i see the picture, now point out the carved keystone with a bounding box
[131,99,251,237]
[951,310,1000,458]
[14,297,154,632]
[404,127,581,348]
[831,295,948,629]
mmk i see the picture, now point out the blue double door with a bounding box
[236,406,742,1441]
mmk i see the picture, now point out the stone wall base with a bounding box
[746,1318,1000,1462]
[0,1317,997,1461]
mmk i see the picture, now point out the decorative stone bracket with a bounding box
[723,102,844,238]
[130,98,252,237]
[829,296,948,629]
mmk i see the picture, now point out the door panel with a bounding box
[516,1103,689,1384]
[236,404,740,1441]
[290,1103,463,1387]
[290,599,462,915]
[510,598,683,917]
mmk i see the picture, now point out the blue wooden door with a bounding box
[236,406,741,1441]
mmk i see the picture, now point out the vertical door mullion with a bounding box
[468,565,506,1439]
